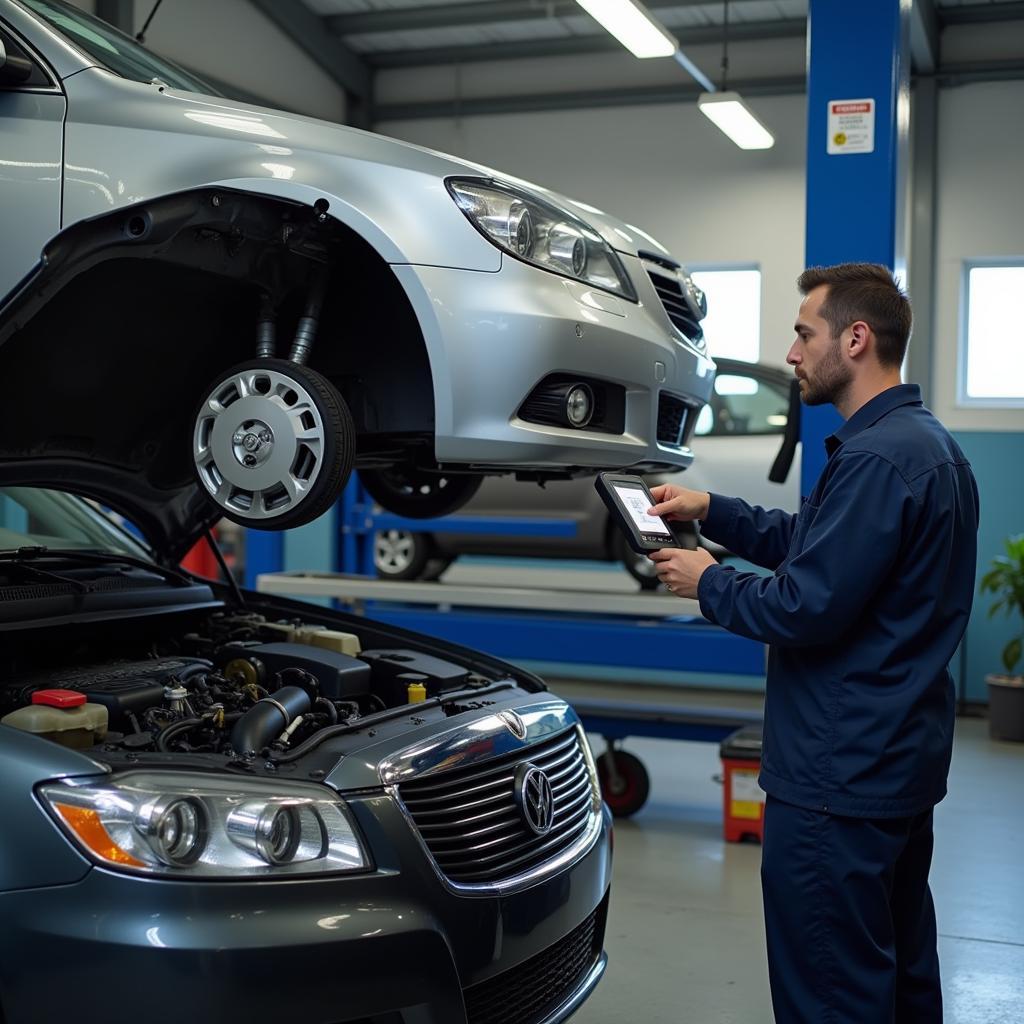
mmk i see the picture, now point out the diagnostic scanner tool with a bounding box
[594,472,686,554]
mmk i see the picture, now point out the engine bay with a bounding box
[1,606,527,763]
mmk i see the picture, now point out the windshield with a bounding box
[0,486,152,559]
[20,0,218,95]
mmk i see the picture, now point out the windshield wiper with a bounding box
[0,558,93,594]
[0,547,192,588]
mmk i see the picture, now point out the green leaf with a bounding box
[980,536,1024,626]
[1003,636,1023,675]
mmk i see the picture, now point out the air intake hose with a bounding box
[230,686,311,755]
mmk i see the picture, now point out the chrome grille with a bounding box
[646,266,704,343]
[399,727,595,885]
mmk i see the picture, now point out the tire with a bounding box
[373,529,435,580]
[613,523,697,590]
[359,467,483,519]
[193,358,354,530]
[596,749,651,817]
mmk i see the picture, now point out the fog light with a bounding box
[227,799,326,865]
[134,796,207,866]
[566,384,594,427]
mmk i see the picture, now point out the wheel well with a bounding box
[0,188,434,492]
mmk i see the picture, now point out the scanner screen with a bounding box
[613,485,672,536]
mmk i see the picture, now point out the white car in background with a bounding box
[373,360,802,588]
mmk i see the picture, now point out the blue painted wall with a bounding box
[954,431,1024,701]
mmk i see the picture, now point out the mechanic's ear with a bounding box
[847,320,871,359]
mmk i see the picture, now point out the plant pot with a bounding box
[986,674,1024,742]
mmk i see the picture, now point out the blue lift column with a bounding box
[801,0,911,493]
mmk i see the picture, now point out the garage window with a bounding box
[959,263,1024,407]
[690,266,761,363]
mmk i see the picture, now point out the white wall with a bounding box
[378,91,807,369]
[933,80,1024,432]
[67,0,347,123]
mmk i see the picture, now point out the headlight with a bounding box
[448,178,637,301]
[39,772,371,879]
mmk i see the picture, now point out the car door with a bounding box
[0,23,64,302]
[681,362,802,514]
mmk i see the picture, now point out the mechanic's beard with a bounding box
[801,342,852,407]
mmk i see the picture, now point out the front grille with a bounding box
[463,901,605,1024]
[399,727,595,885]
[646,267,704,343]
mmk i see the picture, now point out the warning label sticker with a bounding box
[827,98,875,155]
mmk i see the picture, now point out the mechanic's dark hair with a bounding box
[797,263,911,368]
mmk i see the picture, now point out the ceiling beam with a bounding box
[374,58,1024,122]
[248,0,372,109]
[372,74,805,122]
[939,1,1024,26]
[330,0,726,37]
[934,58,1024,84]
[909,0,939,75]
[364,18,806,69]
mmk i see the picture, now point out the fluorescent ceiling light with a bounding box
[698,91,775,150]
[574,0,677,59]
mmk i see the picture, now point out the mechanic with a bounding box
[647,263,979,1023]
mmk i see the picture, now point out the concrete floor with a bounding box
[566,714,1024,1024]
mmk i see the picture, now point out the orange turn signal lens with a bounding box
[54,803,146,868]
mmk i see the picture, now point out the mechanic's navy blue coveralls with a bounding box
[696,384,979,1023]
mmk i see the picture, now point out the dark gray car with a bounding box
[0,481,611,1024]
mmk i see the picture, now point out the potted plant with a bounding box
[980,533,1024,741]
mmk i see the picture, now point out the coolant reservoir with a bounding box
[1,689,108,749]
[290,626,361,656]
[261,622,362,656]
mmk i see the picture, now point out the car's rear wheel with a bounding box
[192,359,354,529]
[374,529,434,579]
[360,467,483,519]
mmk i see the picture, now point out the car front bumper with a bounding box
[393,254,715,472]
[0,798,612,1024]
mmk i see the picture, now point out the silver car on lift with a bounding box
[0,0,714,534]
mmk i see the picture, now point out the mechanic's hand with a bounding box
[647,484,711,522]
[648,547,718,598]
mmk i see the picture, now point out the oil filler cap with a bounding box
[31,689,87,709]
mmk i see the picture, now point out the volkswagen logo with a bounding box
[514,763,554,836]
[498,710,527,740]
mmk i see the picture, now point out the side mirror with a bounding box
[768,379,802,484]
[0,37,34,86]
